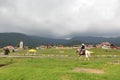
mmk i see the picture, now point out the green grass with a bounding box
[0,48,120,80]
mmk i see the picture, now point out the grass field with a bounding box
[0,48,120,80]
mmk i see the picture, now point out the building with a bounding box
[19,41,23,48]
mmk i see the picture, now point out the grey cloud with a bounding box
[0,0,120,38]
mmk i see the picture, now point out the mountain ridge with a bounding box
[0,32,120,47]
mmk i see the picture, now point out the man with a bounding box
[79,43,85,54]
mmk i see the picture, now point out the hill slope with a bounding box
[71,36,120,45]
[0,33,66,47]
[0,33,120,47]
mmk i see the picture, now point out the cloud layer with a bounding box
[0,0,120,38]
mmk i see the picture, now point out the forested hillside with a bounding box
[0,33,120,47]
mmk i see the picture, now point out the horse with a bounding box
[76,48,92,61]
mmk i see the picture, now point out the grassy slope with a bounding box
[0,48,120,80]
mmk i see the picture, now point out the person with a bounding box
[4,48,10,55]
[79,43,85,54]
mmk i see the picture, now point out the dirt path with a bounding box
[72,67,104,74]
[0,54,70,58]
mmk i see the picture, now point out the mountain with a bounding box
[0,33,120,47]
[71,36,120,46]
[29,36,67,46]
[0,33,34,47]
[0,33,66,47]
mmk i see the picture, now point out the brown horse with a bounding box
[76,48,91,60]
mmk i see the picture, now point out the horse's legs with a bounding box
[76,53,81,60]
[84,57,89,61]
[84,50,90,61]
[79,55,86,60]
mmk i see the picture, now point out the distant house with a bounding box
[102,45,111,49]
[86,45,94,49]
[58,45,64,48]
[40,45,47,49]
[4,46,15,52]
[95,44,101,48]
[96,42,111,49]
[101,42,111,46]
[100,42,119,50]
[117,47,120,50]
[72,45,80,48]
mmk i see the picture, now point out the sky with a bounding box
[0,0,120,38]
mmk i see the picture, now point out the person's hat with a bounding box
[82,43,84,45]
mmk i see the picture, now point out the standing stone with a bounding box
[20,41,23,48]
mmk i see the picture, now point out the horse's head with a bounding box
[76,48,80,53]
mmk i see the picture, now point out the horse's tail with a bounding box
[89,51,94,54]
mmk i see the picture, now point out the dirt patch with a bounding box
[72,68,104,74]
[0,64,8,67]
[108,60,120,65]
[111,61,120,65]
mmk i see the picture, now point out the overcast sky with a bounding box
[0,0,120,38]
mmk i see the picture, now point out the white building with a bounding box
[19,41,23,48]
